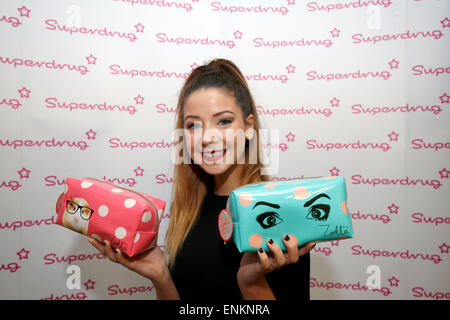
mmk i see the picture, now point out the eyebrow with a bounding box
[253,201,280,210]
[304,193,331,207]
[184,110,235,122]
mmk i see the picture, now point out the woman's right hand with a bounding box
[88,238,168,283]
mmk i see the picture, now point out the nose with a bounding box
[201,126,223,149]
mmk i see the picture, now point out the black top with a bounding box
[169,187,310,300]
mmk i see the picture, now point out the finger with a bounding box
[115,249,131,268]
[282,234,299,264]
[88,237,106,255]
[267,238,286,268]
[257,247,271,272]
[104,240,118,262]
[298,241,316,257]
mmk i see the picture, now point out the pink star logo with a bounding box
[387,131,399,142]
[388,59,399,69]
[286,64,296,74]
[85,129,97,140]
[17,248,30,260]
[387,203,399,214]
[233,30,243,40]
[330,97,340,107]
[286,0,296,5]
[329,166,340,176]
[134,166,144,177]
[86,54,97,65]
[134,23,145,33]
[18,5,31,18]
[330,28,341,38]
[438,243,450,254]
[190,62,199,71]
[84,279,96,290]
[18,86,31,98]
[134,94,144,105]
[17,167,31,179]
[440,17,450,28]
[439,93,450,103]
[285,132,296,142]
[388,276,400,287]
[438,168,450,179]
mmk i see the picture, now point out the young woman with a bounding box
[89,59,315,300]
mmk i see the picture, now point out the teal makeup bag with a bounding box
[218,176,354,252]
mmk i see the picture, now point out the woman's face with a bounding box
[183,87,254,176]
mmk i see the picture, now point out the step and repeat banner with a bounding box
[1,0,449,300]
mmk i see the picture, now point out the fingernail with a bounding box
[268,238,273,245]
[312,242,317,248]
[258,247,264,253]
[284,235,290,241]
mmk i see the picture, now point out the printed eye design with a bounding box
[304,193,331,222]
[306,204,330,222]
[253,201,283,229]
[256,211,283,229]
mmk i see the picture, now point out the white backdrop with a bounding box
[0,0,449,300]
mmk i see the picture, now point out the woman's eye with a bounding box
[256,211,283,229]
[306,204,330,222]
[187,122,201,130]
[218,119,232,126]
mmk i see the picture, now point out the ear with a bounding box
[245,114,255,140]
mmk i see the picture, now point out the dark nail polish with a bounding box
[284,235,290,241]
[268,238,273,245]
[258,247,264,253]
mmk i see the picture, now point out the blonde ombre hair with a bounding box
[165,59,269,267]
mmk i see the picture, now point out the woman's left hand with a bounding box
[237,235,316,288]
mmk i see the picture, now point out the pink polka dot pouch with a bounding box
[55,177,165,257]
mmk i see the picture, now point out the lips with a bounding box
[202,149,226,162]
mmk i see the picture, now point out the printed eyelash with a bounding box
[256,211,283,229]
[307,204,330,222]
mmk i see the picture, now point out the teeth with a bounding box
[203,150,225,158]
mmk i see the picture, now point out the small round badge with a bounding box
[218,209,233,242]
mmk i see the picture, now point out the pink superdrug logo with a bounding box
[351,103,443,115]
[306,0,392,13]
[351,244,444,264]
[210,1,291,15]
[109,63,190,79]
[0,136,89,151]
[351,174,443,189]
[155,31,238,49]
[253,27,337,49]
[0,55,89,75]
[45,97,138,115]
[256,104,333,118]
[310,277,393,297]
[45,19,140,43]
[305,131,398,152]
[352,29,444,45]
